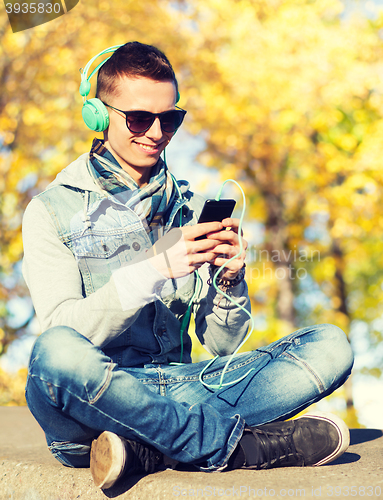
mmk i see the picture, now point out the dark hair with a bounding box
[96,41,178,102]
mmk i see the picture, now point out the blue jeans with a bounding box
[25,324,353,471]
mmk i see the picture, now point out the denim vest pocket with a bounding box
[71,229,150,295]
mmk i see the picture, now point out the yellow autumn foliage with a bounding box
[0,367,27,406]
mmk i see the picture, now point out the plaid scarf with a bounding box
[89,138,176,242]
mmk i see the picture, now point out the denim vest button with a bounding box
[157,328,166,337]
[132,242,141,251]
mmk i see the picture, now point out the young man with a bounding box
[22,42,354,489]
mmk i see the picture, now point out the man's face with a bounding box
[104,76,177,185]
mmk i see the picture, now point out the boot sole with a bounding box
[296,411,350,466]
[90,431,126,489]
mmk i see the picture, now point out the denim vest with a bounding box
[35,158,205,367]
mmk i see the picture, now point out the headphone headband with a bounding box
[79,45,124,98]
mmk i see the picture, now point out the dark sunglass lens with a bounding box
[127,112,154,133]
[161,111,185,132]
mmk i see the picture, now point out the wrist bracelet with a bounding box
[208,263,246,290]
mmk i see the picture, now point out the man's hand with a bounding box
[206,218,247,280]
[147,221,225,279]
[147,218,247,281]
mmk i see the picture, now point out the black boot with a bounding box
[228,412,349,470]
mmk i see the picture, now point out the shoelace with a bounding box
[127,440,163,473]
[245,426,302,469]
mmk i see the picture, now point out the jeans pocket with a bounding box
[48,441,91,468]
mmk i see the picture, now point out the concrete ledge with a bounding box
[1,407,382,499]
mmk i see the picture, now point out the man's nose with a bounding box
[146,117,163,140]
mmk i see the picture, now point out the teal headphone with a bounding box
[79,44,180,132]
[79,45,124,132]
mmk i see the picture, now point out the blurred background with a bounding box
[1,0,383,428]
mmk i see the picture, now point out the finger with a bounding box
[185,221,224,240]
[212,250,246,263]
[221,217,238,229]
[211,248,246,267]
[207,230,240,247]
[207,229,238,241]
[209,243,240,259]
[189,237,222,254]
[221,218,245,237]
[208,230,248,252]
[211,257,244,273]
[188,249,221,268]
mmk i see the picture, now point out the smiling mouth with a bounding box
[135,142,162,152]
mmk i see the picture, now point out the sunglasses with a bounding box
[103,102,187,134]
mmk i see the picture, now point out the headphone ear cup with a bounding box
[82,98,109,132]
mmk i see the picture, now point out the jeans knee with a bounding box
[318,324,354,380]
[29,326,114,402]
[29,326,93,378]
